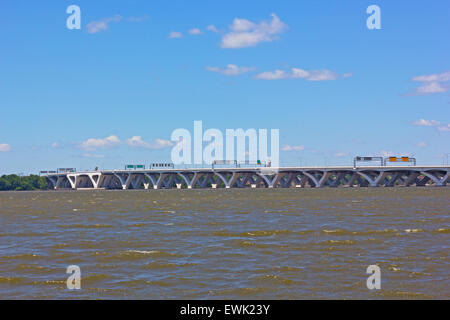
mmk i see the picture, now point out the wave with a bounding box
[212,230,295,237]
[404,229,423,233]
[57,224,114,229]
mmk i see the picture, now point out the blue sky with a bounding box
[0,0,449,173]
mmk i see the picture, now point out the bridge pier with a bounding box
[421,171,449,187]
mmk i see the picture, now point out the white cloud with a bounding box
[51,142,59,148]
[414,82,447,95]
[255,67,346,81]
[188,28,203,35]
[412,119,440,127]
[148,139,174,149]
[302,69,339,80]
[255,69,290,80]
[82,153,105,159]
[281,145,305,151]
[206,64,254,76]
[206,25,219,32]
[413,119,450,133]
[87,21,108,34]
[126,136,147,147]
[126,136,173,149]
[78,135,173,151]
[221,13,287,49]
[305,69,340,81]
[86,15,123,34]
[168,31,183,38]
[437,124,450,132]
[230,18,255,32]
[412,71,450,83]
[411,71,449,95]
[0,143,11,152]
[79,135,121,151]
[291,68,310,78]
[416,142,427,147]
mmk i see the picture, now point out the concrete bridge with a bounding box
[42,166,450,190]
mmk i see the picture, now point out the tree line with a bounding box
[0,174,48,191]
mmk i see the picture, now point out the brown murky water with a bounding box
[0,188,449,299]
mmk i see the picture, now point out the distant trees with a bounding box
[0,174,48,191]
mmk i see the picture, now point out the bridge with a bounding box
[42,166,450,190]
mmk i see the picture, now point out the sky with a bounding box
[0,0,449,174]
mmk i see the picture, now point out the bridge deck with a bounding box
[42,166,450,190]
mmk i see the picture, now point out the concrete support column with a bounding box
[385,172,400,187]
[144,173,157,190]
[302,172,319,188]
[318,172,333,187]
[256,173,279,188]
[215,172,241,188]
[356,172,377,187]
[113,173,132,190]
[441,172,449,186]
[421,171,449,186]
[66,174,77,189]
[47,176,57,189]
[87,173,102,189]
[178,172,203,189]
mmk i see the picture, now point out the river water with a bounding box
[0,188,448,299]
